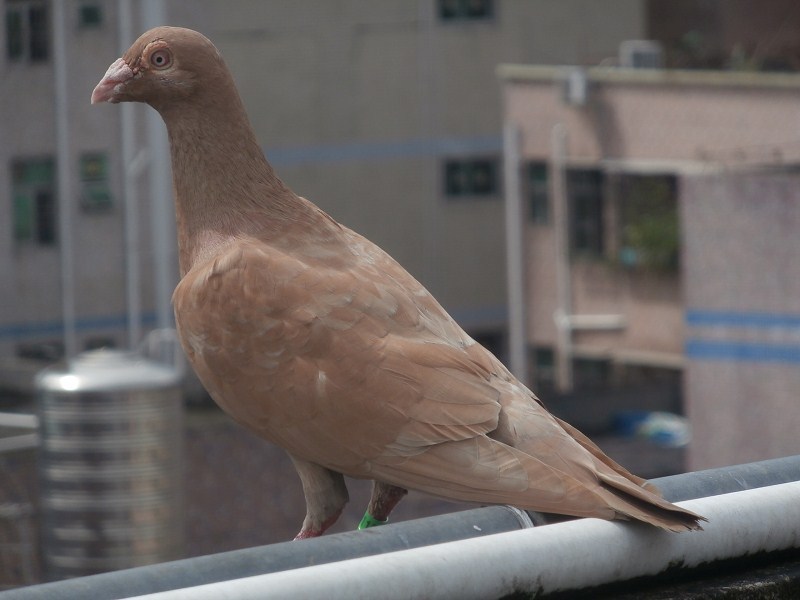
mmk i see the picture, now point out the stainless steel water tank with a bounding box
[36,349,184,580]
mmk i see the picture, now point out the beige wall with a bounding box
[526,223,684,363]
[0,1,136,355]
[502,66,800,167]
[0,0,647,365]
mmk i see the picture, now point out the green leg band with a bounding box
[358,511,387,530]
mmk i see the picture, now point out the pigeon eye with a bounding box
[150,49,172,69]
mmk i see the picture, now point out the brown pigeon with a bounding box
[92,27,704,538]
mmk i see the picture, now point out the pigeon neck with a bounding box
[158,93,303,275]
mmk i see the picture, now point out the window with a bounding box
[12,157,57,245]
[567,169,604,257]
[472,330,506,366]
[618,174,679,271]
[78,3,102,28]
[80,152,112,212]
[531,346,556,391]
[444,157,499,199]
[572,357,611,389]
[438,0,494,21]
[6,0,49,62]
[525,162,549,224]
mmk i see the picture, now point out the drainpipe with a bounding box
[117,0,142,348]
[53,0,77,361]
[551,123,572,392]
[503,122,528,386]
[141,0,176,331]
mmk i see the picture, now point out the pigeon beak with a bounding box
[91,58,134,104]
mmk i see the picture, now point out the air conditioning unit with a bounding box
[619,40,664,69]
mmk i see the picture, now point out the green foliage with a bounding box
[625,210,679,271]
[619,175,679,272]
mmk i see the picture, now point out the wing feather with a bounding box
[174,237,502,470]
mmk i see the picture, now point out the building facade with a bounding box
[0,0,645,388]
[500,64,800,469]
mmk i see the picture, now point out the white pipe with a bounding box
[565,313,626,330]
[551,123,572,392]
[53,1,77,361]
[118,0,142,349]
[502,122,528,386]
[417,0,439,294]
[141,0,176,331]
[124,481,800,600]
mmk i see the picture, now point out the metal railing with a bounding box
[0,413,39,589]
[2,455,800,599]
[0,414,38,455]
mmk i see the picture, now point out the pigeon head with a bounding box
[91,26,226,111]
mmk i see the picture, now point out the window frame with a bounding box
[437,0,495,23]
[5,0,49,63]
[79,151,114,212]
[11,156,58,247]
[616,173,680,272]
[567,168,605,258]
[442,156,501,201]
[524,161,549,225]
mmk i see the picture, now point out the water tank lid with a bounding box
[36,349,183,393]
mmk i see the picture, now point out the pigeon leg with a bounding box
[359,480,408,529]
[289,455,349,540]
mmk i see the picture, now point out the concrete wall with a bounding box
[681,172,800,469]
[0,0,143,359]
[0,0,646,371]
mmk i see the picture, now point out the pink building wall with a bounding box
[502,65,800,468]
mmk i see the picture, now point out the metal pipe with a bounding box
[118,0,142,349]
[0,507,531,600]
[141,0,176,331]
[565,314,626,330]
[550,123,572,392]
[654,454,800,503]
[502,122,528,385]
[52,1,77,361]
[121,482,800,600]
[5,455,799,599]
[0,413,39,452]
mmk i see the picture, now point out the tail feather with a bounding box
[554,416,705,532]
[554,417,649,488]
[597,472,706,532]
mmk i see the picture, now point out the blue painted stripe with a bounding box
[0,313,157,341]
[265,134,504,167]
[687,309,800,329]
[686,339,800,364]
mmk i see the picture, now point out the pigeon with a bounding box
[92,26,704,538]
